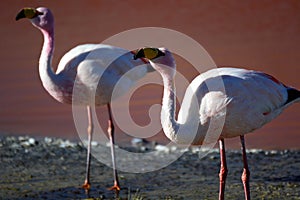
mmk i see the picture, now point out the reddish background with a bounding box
[1,1,300,149]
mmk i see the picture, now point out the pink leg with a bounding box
[240,135,251,200]
[107,104,120,191]
[82,105,93,191]
[218,139,228,200]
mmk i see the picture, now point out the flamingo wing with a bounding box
[212,67,299,137]
[56,44,151,105]
[56,44,127,74]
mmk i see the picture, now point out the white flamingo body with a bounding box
[43,43,150,105]
[135,47,300,199]
[156,63,297,145]
[175,67,291,144]
[16,7,151,190]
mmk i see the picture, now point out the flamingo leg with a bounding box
[240,135,251,200]
[82,105,93,191]
[218,139,228,200]
[107,104,120,191]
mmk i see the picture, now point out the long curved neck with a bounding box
[160,75,179,141]
[161,74,202,145]
[38,28,61,95]
[39,29,62,101]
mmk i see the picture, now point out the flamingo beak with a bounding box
[133,48,145,60]
[16,8,42,21]
[133,47,165,60]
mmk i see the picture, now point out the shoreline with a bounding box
[1,136,299,199]
[1,134,300,152]
[1,132,300,151]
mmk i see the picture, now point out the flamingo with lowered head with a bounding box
[134,47,300,200]
[15,7,153,191]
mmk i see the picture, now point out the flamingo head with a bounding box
[134,47,176,78]
[16,7,54,32]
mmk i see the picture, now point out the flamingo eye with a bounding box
[36,11,43,16]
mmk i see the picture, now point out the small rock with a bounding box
[247,149,263,154]
[28,138,36,145]
[18,136,27,142]
[11,142,21,149]
[131,138,143,145]
[59,140,76,148]
[44,137,52,144]
[155,144,169,153]
[265,150,278,155]
[140,146,147,151]
[105,142,112,147]
[209,155,217,160]
[91,141,98,146]
[21,141,31,147]
[170,146,178,152]
[131,138,149,147]
[7,136,17,142]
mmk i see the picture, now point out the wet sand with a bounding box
[1,136,299,199]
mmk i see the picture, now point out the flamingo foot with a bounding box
[82,180,91,191]
[108,181,121,191]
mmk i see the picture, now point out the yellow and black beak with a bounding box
[133,47,165,60]
[15,7,42,21]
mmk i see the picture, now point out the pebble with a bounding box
[19,137,38,147]
[28,138,36,145]
[155,144,170,153]
[58,140,76,148]
[44,137,53,144]
[11,143,21,149]
[170,146,178,152]
[91,141,98,146]
[265,150,278,155]
[21,141,31,147]
[131,138,146,146]
[18,136,28,141]
[247,149,264,154]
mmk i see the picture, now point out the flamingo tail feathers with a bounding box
[285,88,300,105]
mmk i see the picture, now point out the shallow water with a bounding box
[1,1,300,149]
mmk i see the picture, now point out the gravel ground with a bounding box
[0,136,299,200]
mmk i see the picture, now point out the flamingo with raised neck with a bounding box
[15,7,153,191]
